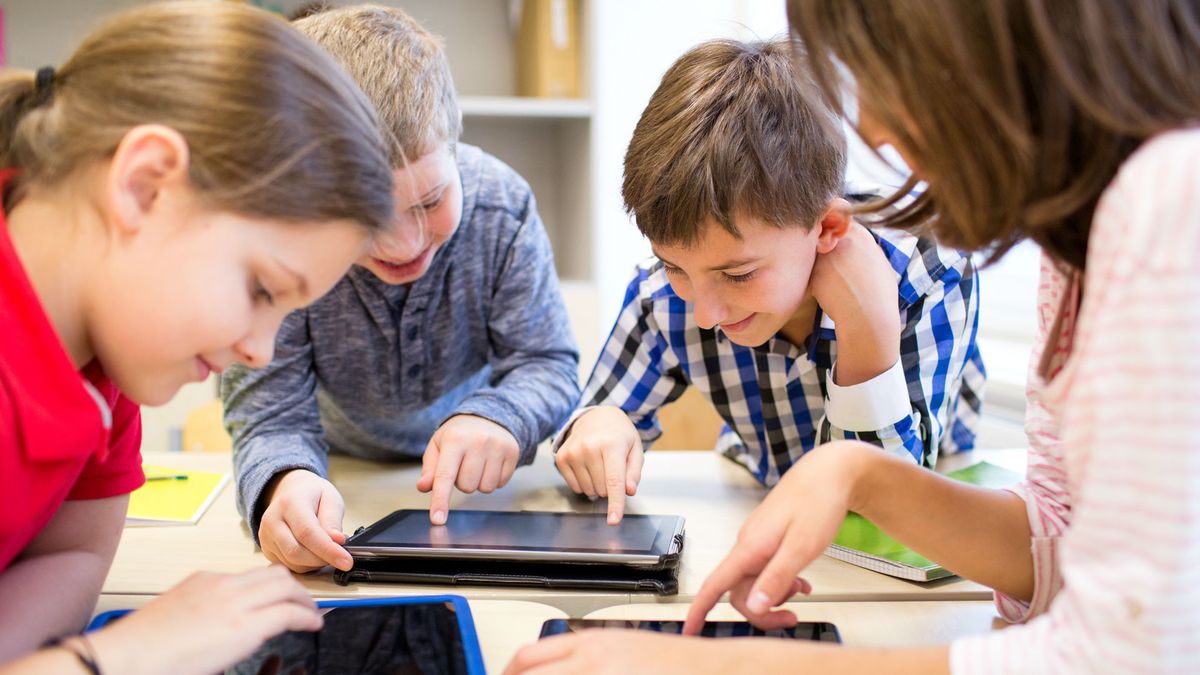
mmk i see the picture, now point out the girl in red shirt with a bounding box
[0,2,392,673]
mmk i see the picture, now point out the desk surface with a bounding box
[105,449,1020,614]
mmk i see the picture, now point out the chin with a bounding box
[116,377,183,407]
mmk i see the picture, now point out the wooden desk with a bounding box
[586,601,1006,648]
[105,449,1014,614]
[93,596,565,674]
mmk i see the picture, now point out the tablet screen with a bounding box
[541,619,841,642]
[228,603,470,675]
[352,510,674,554]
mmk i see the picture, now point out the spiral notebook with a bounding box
[126,465,229,526]
[824,461,1023,581]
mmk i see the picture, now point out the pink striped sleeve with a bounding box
[952,129,1200,673]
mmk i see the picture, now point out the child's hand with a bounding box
[504,630,740,675]
[809,222,901,385]
[417,415,520,525]
[554,406,645,524]
[89,566,322,675]
[259,469,352,573]
[683,441,873,634]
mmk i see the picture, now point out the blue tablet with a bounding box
[89,595,486,675]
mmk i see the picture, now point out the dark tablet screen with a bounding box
[228,603,469,675]
[540,619,841,642]
[350,510,679,555]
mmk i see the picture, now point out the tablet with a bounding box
[89,596,486,675]
[539,618,842,642]
[344,509,686,566]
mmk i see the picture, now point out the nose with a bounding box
[691,286,728,330]
[371,212,427,262]
[233,323,277,370]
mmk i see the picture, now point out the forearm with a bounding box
[754,641,949,675]
[848,445,1034,600]
[831,314,900,387]
[0,550,109,661]
[233,433,328,538]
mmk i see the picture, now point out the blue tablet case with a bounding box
[88,594,486,675]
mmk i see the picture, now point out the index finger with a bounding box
[682,547,756,634]
[603,445,627,524]
[429,444,465,525]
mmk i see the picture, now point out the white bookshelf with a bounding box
[460,96,592,119]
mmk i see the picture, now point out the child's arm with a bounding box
[0,496,126,661]
[420,198,580,521]
[552,265,691,522]
[220,311,347,572]
[221,310,329,537]
[813,230,983,466]
[685,440,1034,632]
[0,566,322,675]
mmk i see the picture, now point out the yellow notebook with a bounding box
[126,465,229,527]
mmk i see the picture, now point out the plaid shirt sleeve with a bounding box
[816,246,984,467]
[553,266,689,451]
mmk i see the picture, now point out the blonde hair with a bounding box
[622,38,846,248]
[294,3,462,164]
[789,0,1200,269]
[0,1,393,231]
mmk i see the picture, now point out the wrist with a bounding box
[840,442,887,515]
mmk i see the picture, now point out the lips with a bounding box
[195,357,212,381]
[719,313,756,334]
[374,246,431,280]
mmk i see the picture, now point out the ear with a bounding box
[814,198,853,254]
[105,124,191,235]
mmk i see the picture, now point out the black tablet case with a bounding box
[334,530,683,595]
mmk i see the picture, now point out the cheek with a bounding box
[431,201,462,243]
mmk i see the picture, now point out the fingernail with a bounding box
[608,511,618,524]
[433,510,446,525]
[747,590,771,614]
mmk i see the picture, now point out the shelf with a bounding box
[459,95,592,119]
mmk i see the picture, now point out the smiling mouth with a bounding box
[374,246,431,275]
[720,314,756,333]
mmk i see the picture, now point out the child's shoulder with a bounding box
[870,227,975,304]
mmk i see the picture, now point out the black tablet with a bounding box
[344,509,685,567]
[539,618,842,642]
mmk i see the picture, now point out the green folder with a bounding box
[825,461,1023,581]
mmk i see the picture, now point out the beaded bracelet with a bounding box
[45,634,103,675]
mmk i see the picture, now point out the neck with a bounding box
[7,193,99,368]
[778,293,819,347]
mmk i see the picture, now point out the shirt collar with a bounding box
[0,172,111,462]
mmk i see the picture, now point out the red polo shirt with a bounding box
[0,172,144,572]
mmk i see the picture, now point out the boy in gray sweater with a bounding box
[220,5,579,574]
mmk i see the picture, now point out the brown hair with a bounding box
[0,1,393,231]
[622,38,847,248]
[788,0,1200,269]
[294,4,462,165]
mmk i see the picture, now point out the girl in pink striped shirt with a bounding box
[505,1,1200,673]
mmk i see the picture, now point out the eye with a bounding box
[252,279,275,306]
[418,197,442,211]
[723,270,757,284]
[661,263,684,276]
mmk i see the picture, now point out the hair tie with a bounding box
[33,66,56,104]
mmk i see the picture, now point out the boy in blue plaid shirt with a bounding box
[554,38,986,523]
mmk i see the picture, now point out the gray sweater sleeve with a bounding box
[449,193,580,464]
[220,310,329,539]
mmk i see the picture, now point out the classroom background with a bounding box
[1,0,1036,456]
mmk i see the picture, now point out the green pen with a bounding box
[145,474,189,481]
